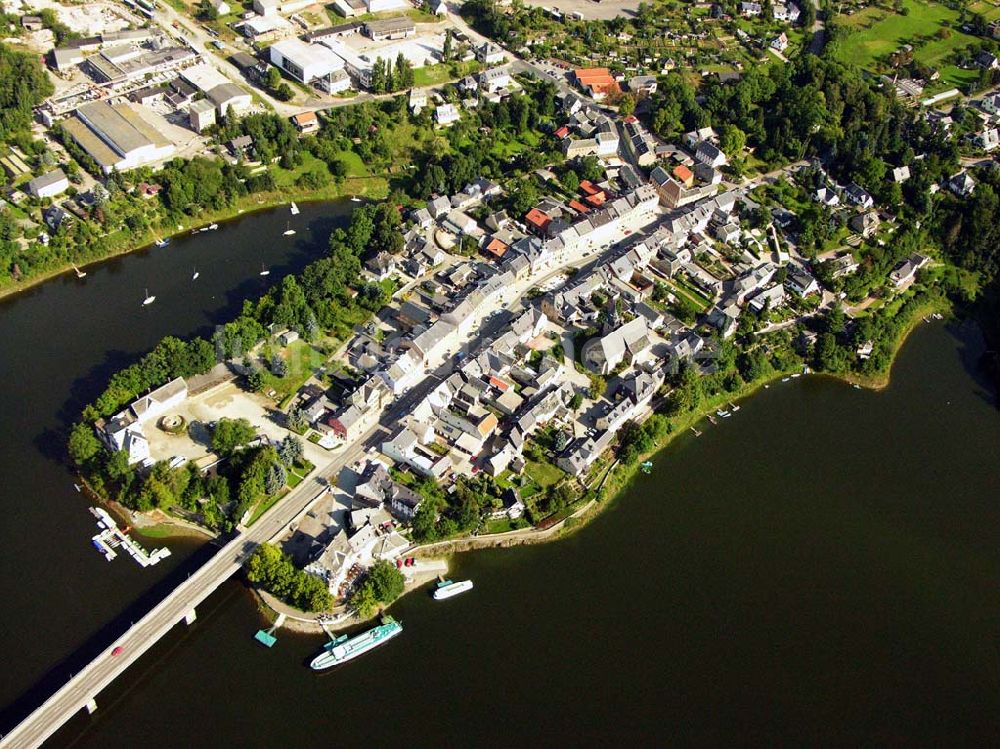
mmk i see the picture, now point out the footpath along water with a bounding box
[0,201,352,735]
[30,317,1000,746]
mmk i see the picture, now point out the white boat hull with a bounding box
[433,580,474,600]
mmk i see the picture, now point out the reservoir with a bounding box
[1,203,999,745]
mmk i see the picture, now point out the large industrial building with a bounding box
[179,65,253,116]
[62,101,175,174]
[83,44,196,86]
[269,38,351,92]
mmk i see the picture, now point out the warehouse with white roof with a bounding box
[269,38,351,92]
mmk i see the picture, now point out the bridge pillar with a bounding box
[85,698,98,715]
[184,608,197,625]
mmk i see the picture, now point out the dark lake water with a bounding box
[0,201,350,735]
[1,206,998,745]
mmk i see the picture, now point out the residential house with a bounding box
[747,283,786,313]
[291,111,319,134]
[475,42,505,65]
[327,376,389,440]
[784,265,819,297]
[849,210,880,238]
[694,140,727,168]
[949,171,975,197]
[582,317,651,374]
[888,253,928,287]
[844,183,874,209]
[435,103,460,126]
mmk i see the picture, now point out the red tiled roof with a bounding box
[484,237,509,258]
[672,164,694,182]
[568,199,591,214]
[579,180,601,196]
[584,193,606,207]
[488,375,510,392]
[524,208,552,231]
[554,125,570,139]
[573,68,621,96]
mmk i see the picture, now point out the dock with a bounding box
[89,507,171,568]
[255,613,286,648]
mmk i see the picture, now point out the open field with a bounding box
[831,0,983,87]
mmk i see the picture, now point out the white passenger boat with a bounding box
[310,617,402,670]
[432,579,474,600]
[290,201,300,215]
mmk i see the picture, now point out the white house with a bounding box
[26,169,69,200]
[694,140,727,168]
[435,103,460,126]
[479,67,512,93]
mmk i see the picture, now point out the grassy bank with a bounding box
[0,175,388,304]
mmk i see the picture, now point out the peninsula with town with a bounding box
[0,0,998,738]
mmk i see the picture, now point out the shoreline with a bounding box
[0,181,380,304]
[83,292,954,629]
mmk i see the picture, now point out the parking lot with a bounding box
[144,381,334,468]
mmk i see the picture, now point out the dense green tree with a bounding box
[68,423,103,466]
[212,417,256,455]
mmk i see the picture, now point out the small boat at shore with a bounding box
[71,263,86,278]
[640,460,653,474]
[350,196,362,203]
[708,415,717,424]
[290,201,300,215]
[433,579,473,600]
[310,616,402,670]
[208,223,218,230]
[154,238,170,248]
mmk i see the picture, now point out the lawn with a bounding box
[664,278,712,312]
[831,0,981,85]
[271,151,387,199]
[412,60,482,88]
[259,339,327,402]
[524,459,565,489]
[287,459,315,489]
[246,487,287,527]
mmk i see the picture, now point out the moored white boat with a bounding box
[290,201,299,215]
[432,579,474,600]
[310,617,402,670]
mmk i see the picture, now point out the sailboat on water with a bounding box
[142,288,156,306]
[192,268,200,281]
[289,201,300,216]
[71,263,86,278]
[282,221,296,237]
[259,263,270,277]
